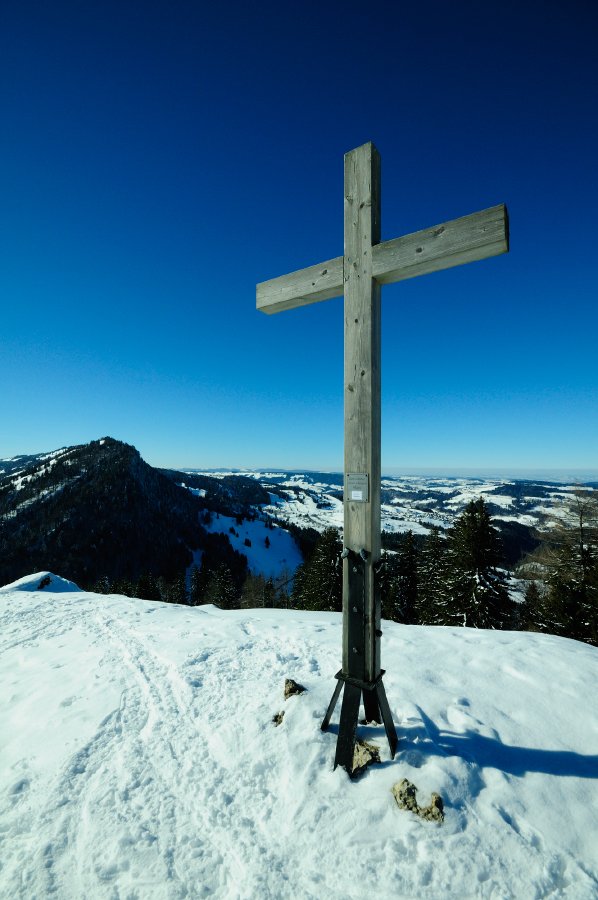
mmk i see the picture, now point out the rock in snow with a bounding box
[352,739,381,777]
[284,678,306,700]
[392,778,445,823]
[1,578,598,899]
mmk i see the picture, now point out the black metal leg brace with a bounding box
[334,683,361,773]
[321,670,398,775]
[362,688,381,724]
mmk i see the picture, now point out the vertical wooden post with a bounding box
[343,142,382,686]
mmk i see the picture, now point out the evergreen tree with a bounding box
[188,563,204,606]
[417,527,449,624]
[239,572,265,608]
[520,580,549,632]
[136,571,161,602]
[204,564,237,609]
[112,578,135,598]
[169,573,189,605]
[520,487,598,645]
[396,530,419,623]
[443,497,514,629]
[543,548,598,645]
[292,527,342,612]
[380,532,419,623]
[543,488,598,645]
[261,576,277,608]
[94,574,112,594]
[195,559,215,605]
[379,549,398,621]
[274,566,293,609]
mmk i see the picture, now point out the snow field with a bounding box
[203,514,302,579]
[1,583,597,899]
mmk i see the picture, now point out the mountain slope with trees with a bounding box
[520,487,598,646]
[292,498,516,631]
[0,437,249,591]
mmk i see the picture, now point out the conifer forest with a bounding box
[2,438,596,647]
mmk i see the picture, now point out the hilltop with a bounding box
[0,438,268,589]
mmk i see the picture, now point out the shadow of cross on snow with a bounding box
[414,706,598,780]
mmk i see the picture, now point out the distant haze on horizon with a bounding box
[176,462,598,484]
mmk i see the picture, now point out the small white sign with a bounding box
[351,490,363,500]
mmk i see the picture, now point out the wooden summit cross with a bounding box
[256,142,509,775]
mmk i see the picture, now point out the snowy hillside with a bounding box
[1,577,597,899]
[201,514,302,579]
[191,470,595,538]
[0,450,65,480]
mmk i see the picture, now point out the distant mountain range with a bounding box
[2,438,587,589]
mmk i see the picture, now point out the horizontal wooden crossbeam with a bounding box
[256,203,508,315]
[257,255,344,315]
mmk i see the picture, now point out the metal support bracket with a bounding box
[321,669,398,776]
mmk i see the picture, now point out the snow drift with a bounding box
[1,577,597,899]
[0,571,81,593]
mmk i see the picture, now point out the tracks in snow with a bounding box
[5,600,325,899]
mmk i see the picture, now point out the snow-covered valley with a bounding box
[1,574,597,899]
[186,470,593,542]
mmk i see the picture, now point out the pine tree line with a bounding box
[292,498,516,630]
[93,551,293,611]
[519,487,598,646]
[87,485,597,645]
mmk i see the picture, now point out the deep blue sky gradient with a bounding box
[1,0,597,471]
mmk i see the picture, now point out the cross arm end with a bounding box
[373,203,509,287]
[256,256,344,314]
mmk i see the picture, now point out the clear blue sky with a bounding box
[1,0,596,472]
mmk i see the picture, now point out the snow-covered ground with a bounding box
[1,574,597,899]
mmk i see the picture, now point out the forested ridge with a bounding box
[0,438,257,591]
[3,438,596,646]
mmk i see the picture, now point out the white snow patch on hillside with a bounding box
[1,583,597,899]
[266,489,345,533]
[204,515,302,578]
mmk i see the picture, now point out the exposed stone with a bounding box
[284,679,306,700]
[419,793,444,823]
[391,779,444,824]
[392,778,419,813]
[272,711,285,726]
[37,575,52,590]
[351,740,380,777]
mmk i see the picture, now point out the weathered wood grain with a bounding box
[256,204,508,314]
[256,256,343,314]
[372,203,509,286]
[342,141,381,684]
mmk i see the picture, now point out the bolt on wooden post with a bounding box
[256,142,509,775]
